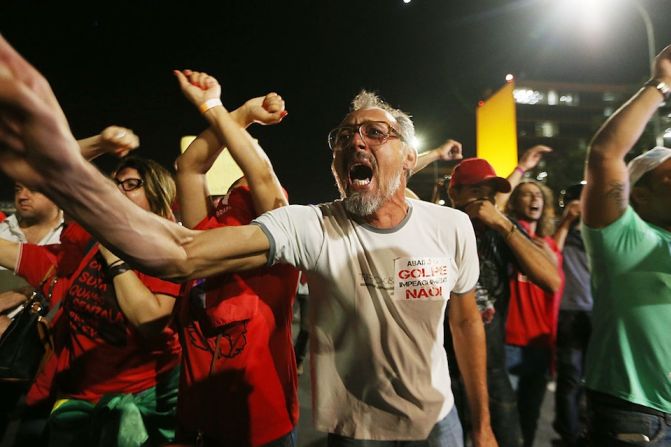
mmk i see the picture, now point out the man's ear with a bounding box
[403,146,418,172]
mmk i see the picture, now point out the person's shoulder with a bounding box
[409,199,470,222]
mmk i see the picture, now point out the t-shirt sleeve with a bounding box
[452,212,480,294]
[252,204,324,271]
[16,243,60,288]
[135,272,182,298]
[581,206,651,276]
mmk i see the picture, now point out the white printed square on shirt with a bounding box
[394,257,452,301]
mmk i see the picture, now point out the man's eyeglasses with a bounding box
[115,178,144,192]
[327,121,403,151]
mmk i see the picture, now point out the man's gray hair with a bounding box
[350,90,417,153]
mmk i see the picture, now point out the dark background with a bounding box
[1,0,670,205]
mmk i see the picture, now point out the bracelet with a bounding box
[644,78,671,102]
[199,98,223,114]
[505,223,517,241]
[108,262,131,278]
[514,166,526,175]
[108,259,125,269]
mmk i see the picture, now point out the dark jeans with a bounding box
[554,310,591,445]
[505,344,551,447]
[587,391,671,446]
[293,293,309,364]
[326,407,463,447]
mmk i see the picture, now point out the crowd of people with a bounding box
[0,34,670,447]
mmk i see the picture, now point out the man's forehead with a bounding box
[341,107,397,126]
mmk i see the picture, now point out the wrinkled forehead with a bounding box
[340,107,398,127]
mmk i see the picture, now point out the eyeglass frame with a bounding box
[327,120,404,151]
[115,177,144,192]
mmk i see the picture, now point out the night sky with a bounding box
[1,0,670,205]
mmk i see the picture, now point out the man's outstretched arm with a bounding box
[449,289,498,447]
[0,36,269,280]
[584,44,671,228]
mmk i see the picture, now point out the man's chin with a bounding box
[343,192,381,217]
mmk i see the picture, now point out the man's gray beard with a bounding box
[342,171,402,217]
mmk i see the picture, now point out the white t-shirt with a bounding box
[254,199,479,440]
[0,213,63,276]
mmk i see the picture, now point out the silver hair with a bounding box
[350,90,417,154]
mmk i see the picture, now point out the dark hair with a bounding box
[113,157,176,220]
[505,180,556,237]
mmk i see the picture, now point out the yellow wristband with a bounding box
[199,98,223,114]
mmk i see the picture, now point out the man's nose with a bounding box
[350,129,368,150]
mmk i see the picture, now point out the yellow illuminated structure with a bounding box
[180,136,244,196]
[476,81,518,177]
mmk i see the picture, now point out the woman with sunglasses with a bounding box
[0,154,182,446]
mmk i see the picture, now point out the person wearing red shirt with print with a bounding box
[503,180,564,447]
[172,70,299,446]
[0,155,182,446]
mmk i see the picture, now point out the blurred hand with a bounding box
[0,316,10,337]
[562,200,581,223]
[99,126,139,158]
[435,139,463,161]
[174,69,221,109]
[463,199,508,231]
[654,44,671,83]
[0,290,30,313]
[518,145,552,171]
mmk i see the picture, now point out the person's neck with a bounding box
[361,189,409,229]
[18,211,61,244]
[518,217,538,236]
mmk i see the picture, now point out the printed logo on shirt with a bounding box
[394,257,450,301]
[64,254,127,346]
[359,272,394,291]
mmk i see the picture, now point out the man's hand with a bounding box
[518,145,552,172]
[562,200,581,224]
[653,44,671,84]
[236,93,288,127]
[464,199,509,232]
[0,290,30,313]
[173,69,221,109]
[99,126,140,158]
[435,139,463,161]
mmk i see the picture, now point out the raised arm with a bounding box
[411,139,463,175]
[553,200,581,250]
[464,199,561,292]
[584,44,671,228]
[78,126,140,161]
[174,70,287,228]
[0,36,270,280]
[495,145,552,209]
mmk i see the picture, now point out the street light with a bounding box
[565,0,663,145]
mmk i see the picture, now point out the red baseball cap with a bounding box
[449,158,511,193]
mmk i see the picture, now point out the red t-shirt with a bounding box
[17,222,181,403]
[505,220,565,349]
[177,186,299,446]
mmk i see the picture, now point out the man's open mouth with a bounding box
[349,163,373,187]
